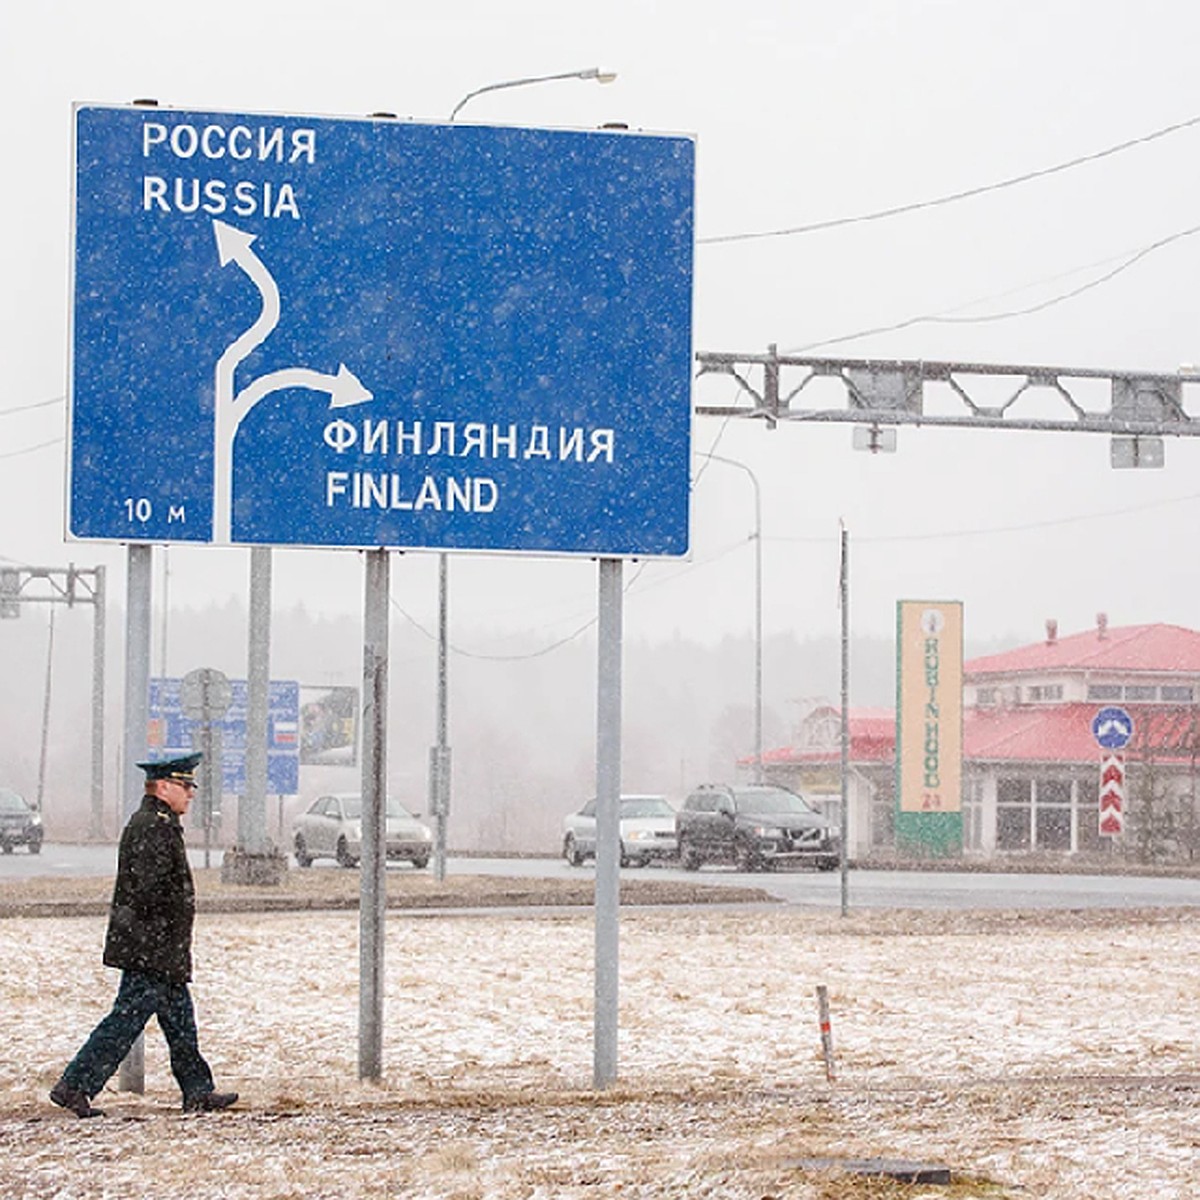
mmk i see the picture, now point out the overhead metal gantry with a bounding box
[0,565,107,837]
[695,345,1200,458]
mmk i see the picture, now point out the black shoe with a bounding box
[50,1080,105,1118]
[183,1090,239,1113]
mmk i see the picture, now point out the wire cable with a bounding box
[0,436,64,461]
[0,395,64,418]
[767,488,1200,546]
[782,223,1200,354]
[700,111,1200,245]
[388,561,649,661]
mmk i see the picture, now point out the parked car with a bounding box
[0,788,43,854]
[293,793,432,869]
[563,794,678,868]
[675,783,839,872]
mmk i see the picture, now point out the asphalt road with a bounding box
[2,843,1197,910]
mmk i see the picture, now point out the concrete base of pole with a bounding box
[220,846,288,886]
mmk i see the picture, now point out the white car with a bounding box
[562,794,678,868]
[293,793,432,869]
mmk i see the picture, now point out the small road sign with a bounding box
[1092,705,1134,750]
[1099,752,1125,836]
[69,105,695,557]
[180,667,233,722]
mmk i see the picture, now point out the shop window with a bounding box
[1124,685,1156,702]
[1161,686,1195,703]
[997,805,1031,850]
[1087,684,1122,701]
[1036,805,1071,850]
[1027,685,1063,702]
[997,777,1031,805]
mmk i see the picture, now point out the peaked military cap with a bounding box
[136,752,202,784]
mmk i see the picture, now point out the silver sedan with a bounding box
[562,794,678,868]
[292,793,432,869]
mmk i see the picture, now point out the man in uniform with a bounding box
[49,752,238,1117]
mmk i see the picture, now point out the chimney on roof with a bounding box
[1045,618,1058,645]
[1097,612,1108,639]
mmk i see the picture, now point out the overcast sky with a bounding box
[4,0,1200,656]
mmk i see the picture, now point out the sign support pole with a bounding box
[358,548,389,1081]
[118,543,152,1094]
[593,557,623,1089]
[89,566,106,839]
[241,546,271,856]
[839,523,851,916]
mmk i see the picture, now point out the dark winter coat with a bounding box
[102,794,195,983]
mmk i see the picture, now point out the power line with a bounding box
[783,223,1200,354]
[388,562,649,662]
[700,111,1200,245]
[0,395,64,418]
[768,489,1200,546]
[0,436,64,462]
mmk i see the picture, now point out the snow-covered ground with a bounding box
[2,905,1197,1198]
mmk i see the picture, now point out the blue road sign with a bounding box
[69,105,695,556]
[148,677,300,795]
[1091,705,1134,750]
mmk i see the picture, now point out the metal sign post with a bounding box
[180,667,232,869]
[118,545,152,1094]
[358,549,389,1081]
[593,558,623,1088]
[242,546,271,856]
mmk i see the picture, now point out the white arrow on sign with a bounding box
[233,364,372,416]
[209,220,372,544]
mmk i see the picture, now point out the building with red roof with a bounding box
[752,616,1200,861]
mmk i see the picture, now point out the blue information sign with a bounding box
[148,677,300,795]
[69,105,695,555]
[1091,705,1134,750]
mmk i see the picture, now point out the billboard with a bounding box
[299,685,358,766]
[895,600,963,854]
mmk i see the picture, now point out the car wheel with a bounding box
[294,833,312,868]
[817,855,839,872]
[411,853,430,869]
[27,837,41,855]
[336,837,357,868]
[734,841,761,873]
[628,856,649,868]
[564,834,584,867]
[679,837,702,871]
[1,843,12,855]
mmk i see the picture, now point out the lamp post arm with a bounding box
[450,68,615,121]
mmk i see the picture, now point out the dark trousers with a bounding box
[61,970,214,1102]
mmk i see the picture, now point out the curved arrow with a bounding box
[212,220,284,543]
[232,365,373,423]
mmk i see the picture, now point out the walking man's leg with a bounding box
[52,972,157,1117]
[156,981,236,1112]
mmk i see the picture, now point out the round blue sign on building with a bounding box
[1091,706,1134,750]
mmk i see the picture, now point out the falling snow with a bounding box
[1,902,1197,1198]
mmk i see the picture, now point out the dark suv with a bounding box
[0,788,43,854]
[676,783,839,872]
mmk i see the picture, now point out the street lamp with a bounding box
[701,453,763,782]
[449,67,617,122]
[425,67,621,881]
